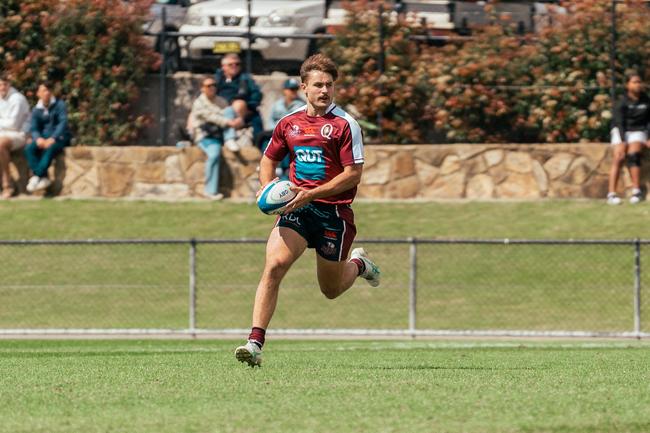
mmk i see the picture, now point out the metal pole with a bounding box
[246,0,253,74]
[159,7,168,146]
[189,238,197,332]
[376,3,384,142]
[610,0,617,106]
[408,237,417,337]
[634,239,641,336]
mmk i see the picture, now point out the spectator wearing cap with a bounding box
[269,78,306,129]
[256,77,306,180]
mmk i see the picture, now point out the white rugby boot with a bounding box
[351,248,381,287]
[235,341,263,367]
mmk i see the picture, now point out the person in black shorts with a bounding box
[608,72,650,205]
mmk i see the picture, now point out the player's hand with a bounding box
[256,177,279,199]
[283,186,313,213]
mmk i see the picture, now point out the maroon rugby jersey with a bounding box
[264,103,364,205]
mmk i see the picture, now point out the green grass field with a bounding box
[1,198,650,239]
[2,200,650,432]
[1,339,649,433]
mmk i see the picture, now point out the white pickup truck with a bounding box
[178,0,338,73]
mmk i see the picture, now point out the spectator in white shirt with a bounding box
[0,75,30,199]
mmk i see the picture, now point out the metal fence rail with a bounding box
[0,238,647,338]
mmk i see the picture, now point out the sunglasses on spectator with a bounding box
[224,62,240,67]
[203,83,217,88]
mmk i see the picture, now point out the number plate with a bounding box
[213,41,241,54]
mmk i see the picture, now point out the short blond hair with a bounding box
[300,54,338,83]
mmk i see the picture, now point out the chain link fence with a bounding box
[0,239,647,337]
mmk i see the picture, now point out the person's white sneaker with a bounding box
[206,192,224,201]
[351,247,381,287]
[607,192,622,206]
[629,189,643,204]
[33,177,51,192]
[26,176,40,193]
[224,139,240,152]
[235,341,263,367]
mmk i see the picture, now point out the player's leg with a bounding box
[235,226,307,367]
[315,205,380,299]
[316,255,360,299]
[626,140,644,204]
[607,142,626,205]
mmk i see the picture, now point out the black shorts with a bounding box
[275,202,357,262]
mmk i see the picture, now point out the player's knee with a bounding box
[319,280,342,299]
[265,258,292,279]
[626,152,642,167]
[320,286,339,299]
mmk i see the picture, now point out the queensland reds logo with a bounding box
[288,124,300,137]
[320,124,333,139]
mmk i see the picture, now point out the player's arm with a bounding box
[284,163,363,212]
[257,155,280,197]
[258,119,289,196]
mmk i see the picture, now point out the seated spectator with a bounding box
[189,76,246,199]
[25,81,72,193]
[214,53,263,150]
[0,75,30,199]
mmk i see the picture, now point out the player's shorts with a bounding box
[276,202,357,262]
[0,131,28,151]
[611,128,647,146]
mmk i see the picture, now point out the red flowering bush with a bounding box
[326,0,650,143]
[0,0,157,146]
[322,0,432,143]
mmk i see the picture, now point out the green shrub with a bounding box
[0,0,157,146]
[326,0,650,143]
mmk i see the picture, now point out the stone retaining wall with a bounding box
[9,143,642,200]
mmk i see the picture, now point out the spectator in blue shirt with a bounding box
[24,82,71,193]
[214,53,263,151]
[269,78,305,129]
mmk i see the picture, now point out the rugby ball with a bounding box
[257,179,297,215]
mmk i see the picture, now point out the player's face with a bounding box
[302,71,334,114]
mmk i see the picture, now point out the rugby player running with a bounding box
[235,54,381,367]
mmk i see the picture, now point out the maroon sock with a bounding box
[248,327,266,349]
[350,258,365,276]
